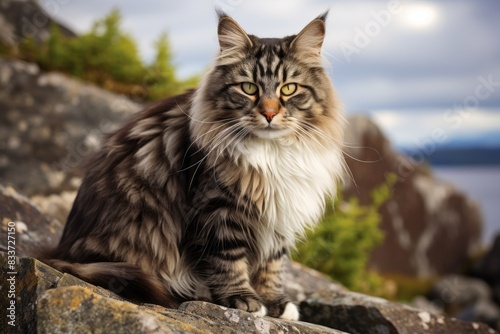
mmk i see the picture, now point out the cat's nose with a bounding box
[261,111,277,123]
[260,98,279,123]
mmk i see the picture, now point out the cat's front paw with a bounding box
[266,300,300,320]
[279,302,299,321]
[219,294,267,316]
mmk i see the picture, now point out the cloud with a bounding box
[371,108,500,148]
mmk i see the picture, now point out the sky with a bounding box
[40,0,500,150]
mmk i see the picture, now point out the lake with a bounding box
[433,166,500,246]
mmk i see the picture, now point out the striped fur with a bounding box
[44,12,344,320]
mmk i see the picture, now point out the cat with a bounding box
[43,11,345,321]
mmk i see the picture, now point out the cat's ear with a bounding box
[291,12,327,58]
[216,11,252,62]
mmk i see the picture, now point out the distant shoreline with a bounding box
[401,146,500,166]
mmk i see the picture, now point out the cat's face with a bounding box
[193,12,340,146]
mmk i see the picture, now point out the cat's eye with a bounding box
[280,83,297,96]
[241,82,258,95]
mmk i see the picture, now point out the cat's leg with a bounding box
[252,249,299,320]
[202,236,267,316]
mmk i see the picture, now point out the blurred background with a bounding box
[0,0,499,329]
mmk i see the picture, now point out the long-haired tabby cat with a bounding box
[43,11,345,320]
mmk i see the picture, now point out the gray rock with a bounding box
[37,286,202,334]
[429,275,492,312]
[1,252,63,333]
[1,250,347,334]
[0,184,63,257]
[285,260,347,303]
[0,56,140,196]
[410,296,443,315]
[458,299,500,331]
[3,249,497,334]
[178,301,346,333]
[37,286,349,334]
[343,115,483,277]
[299,290,497,334]
[0,0,76,46]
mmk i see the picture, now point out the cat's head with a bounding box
[191,11,342,147]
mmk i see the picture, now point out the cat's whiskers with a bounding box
[188,122,246,189]
[298,120,388,192]
[295,120,338,144]
[175,100,229,125]
[171,121,242,181]
[292,125,330,153]
[294,120,359,191]
[210,126,251,182]
[181,119,241,166]
[297,120,384,163]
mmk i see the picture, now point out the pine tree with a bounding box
[148,32,178,99]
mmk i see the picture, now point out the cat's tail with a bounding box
[43,259,180,308]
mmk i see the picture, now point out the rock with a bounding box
[0,56,141,196]
[0,0,75,47]
[457,299,500,332]
[37,286,203,334]
[0,185,63,257]
[0,183,495,334]
[37,286,347,334]
[473,234,500,286]
[427,275,500,330]
[1,250,345,334]
[343,115,483,277]
[299,290,497,334]
[30,190,76,226]
[285,261,347,303]
[410,296,443,315]
[178,301,344,333]
[1,253,62,333]
[2,251,498,334]
[428,275,492,314]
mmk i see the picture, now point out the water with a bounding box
[433,166,500,245]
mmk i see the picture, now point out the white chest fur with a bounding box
[236,139,343,259]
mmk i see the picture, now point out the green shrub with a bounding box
[147,32,200,99]
[293,174,396,294]
[1,9,197,100]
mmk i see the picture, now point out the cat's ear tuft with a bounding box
[217,11,252,54]
[291,12,328,57]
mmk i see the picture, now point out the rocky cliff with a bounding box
[0,0,75,47]
[0,56,140,197]
[343,117,483,277]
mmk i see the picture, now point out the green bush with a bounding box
[293,174,396,294]
[1,9,198,100]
